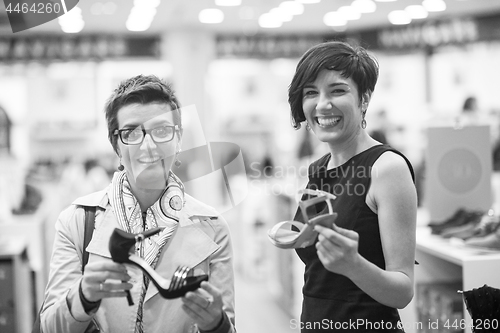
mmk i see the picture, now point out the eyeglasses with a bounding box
[114,125,179,145]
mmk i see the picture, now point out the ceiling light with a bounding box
[422,0,446,12]
[388,10,411,25]
[58,6,84,33]
[323,11,347,26]
[351,0,376,14]
[126,19,152,32]
[199,8,224,24]
[279,1,305,16]
[297,0,321,3]
[405,5,428,19]
[270,8,293,22]
[215,0,242,6]
[259,13,283,28]
[338,6,361,20]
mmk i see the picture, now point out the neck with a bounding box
[129,183,165,212]
[326,131,378,168]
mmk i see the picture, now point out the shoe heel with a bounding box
[109,227,163,263]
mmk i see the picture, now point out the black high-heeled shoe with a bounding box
[109,228,208,299]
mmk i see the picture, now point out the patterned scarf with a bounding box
[108,170,185,332]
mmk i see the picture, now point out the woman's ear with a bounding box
[362,93,371,110]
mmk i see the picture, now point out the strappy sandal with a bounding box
[267,189,337,249]
[109,228,208,299]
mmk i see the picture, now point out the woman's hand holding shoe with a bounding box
[314,224,362,277]
[81,261,133,303]
[181,281,224,331]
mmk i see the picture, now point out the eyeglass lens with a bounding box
[121,126,175,144]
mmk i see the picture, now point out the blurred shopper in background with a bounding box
[287,41,418,332]
[40,75,235,333]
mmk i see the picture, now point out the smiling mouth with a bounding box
[315,116,342,127]
[137,156,162,164]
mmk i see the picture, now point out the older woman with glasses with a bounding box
[39,75,236,333]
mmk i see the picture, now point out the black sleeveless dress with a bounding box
[295,144,415,332]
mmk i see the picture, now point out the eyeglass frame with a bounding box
[113,124,180,145]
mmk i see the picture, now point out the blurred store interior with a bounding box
[1,0,500,332]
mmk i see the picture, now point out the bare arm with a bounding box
[315,152,417,308]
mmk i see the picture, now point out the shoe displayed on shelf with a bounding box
[429,209,484,236]
[109,228,208,299]
[440,213,483,239]
[464,225,500,251]
[267,189,337,249]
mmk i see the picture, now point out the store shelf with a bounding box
[400,215,500,333]
[416,227,500,266]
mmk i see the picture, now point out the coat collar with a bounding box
[72,187,219,221]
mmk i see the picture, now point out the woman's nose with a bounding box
[316,94,333,111]
[140,133,156,150]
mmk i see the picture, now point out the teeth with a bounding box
[316,116,341,126]
[138,157,161,163]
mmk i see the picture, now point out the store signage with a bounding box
[377,19,479,49]
[0,35,161,61]
[217,13,500,57]
[216,34,325,59]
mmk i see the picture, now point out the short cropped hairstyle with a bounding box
[104,74,182,154]
[288,40,379,129]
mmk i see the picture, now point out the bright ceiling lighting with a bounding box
[58,6,85,33]
[337,6,361,20]
[405,5,428,19]
[279,1,305,15]
[126,19,152,32]
[374,0,397,2]
[422,0,446,12]
[270,8,293,22]
[388,10,411,24]
[323,11,347,26]
[215,0,242,6]
[259,13,283,28]
[127,0,159,32]
[199,8,224,23]
[297,0,321,3]
[351,0,376,14]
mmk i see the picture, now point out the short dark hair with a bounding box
[104,74,182,154]
[288,40,379,129]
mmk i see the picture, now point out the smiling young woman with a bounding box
[286,41,418,333]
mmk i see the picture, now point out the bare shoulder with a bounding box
[371,151,412,181]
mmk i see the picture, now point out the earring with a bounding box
[305,122,311,131]
[118,158,124,171]
[174,150,181,167]
[361,118,367,129]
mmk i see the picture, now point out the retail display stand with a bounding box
[401,216,500,333]
[424,125,492,221]
[0,237,33,333]
[398,125,500,333]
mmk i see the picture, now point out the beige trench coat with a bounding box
[40,187,236,333]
